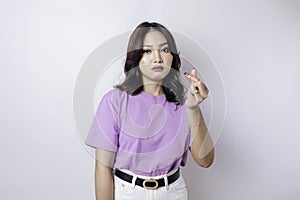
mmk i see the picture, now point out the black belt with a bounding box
[114,168,180,190]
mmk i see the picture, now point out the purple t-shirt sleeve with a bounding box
[85,90,119,152]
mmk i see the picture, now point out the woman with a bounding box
[85,22,214,200]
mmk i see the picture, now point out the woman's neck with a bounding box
[143,83,163,96]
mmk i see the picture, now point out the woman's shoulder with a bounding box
[101,87,128,103]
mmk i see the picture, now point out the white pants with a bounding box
[114,168,188,200]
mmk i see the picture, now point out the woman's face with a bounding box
[138,30,173,84]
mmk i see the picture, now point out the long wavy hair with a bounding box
[114,22,186,107]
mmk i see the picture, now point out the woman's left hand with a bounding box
[184,68,209,109]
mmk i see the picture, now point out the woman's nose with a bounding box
[153,50,163,63]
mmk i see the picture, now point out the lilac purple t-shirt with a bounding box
[85,88,192,176]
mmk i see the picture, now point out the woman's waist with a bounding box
[113,157,183,177]
[115,167,180,179]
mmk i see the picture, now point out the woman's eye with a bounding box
[162,47,170,53]
[143,49,151,54]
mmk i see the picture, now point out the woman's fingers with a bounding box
[184,68,209,100]
[184,69,198,82]
[195,80,208,99]
[190,68,197,78]
[193,91,204,102]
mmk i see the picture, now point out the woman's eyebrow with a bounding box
[143,42,168,47]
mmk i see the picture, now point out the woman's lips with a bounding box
[151,66,164,71]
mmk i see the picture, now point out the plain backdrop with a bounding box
[1,0,300,199]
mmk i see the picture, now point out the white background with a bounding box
[1,0,300,199]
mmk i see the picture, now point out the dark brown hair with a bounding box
[114,22,186,107]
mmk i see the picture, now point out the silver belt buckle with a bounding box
[142,178,159,189]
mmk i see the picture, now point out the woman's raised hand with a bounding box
[184,68,209,109]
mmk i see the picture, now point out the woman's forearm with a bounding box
[95,161,114,200]
[186,106,215,168]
